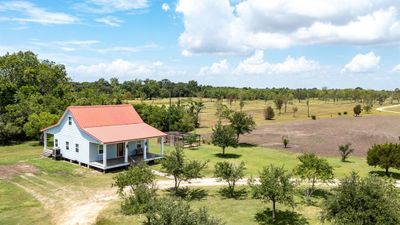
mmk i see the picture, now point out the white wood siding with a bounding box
[46,111,99,164]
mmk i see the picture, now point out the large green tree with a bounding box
[322,173,400,225]
[23,112,59,142]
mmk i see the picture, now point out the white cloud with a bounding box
[31,40,99,52]
[75,0,148,13]
[96,44,158,53]
[234,50,320,75]
[68,59,188,81]
[0,1,78,24]
[342,52,381,73]
[272,56,319,74]
[162,3,170,12]
[391,64,400,72]
[199,59,230,75]
[176,0,400,55]
[95,16,124,27]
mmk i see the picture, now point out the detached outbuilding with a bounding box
[42,104,166,171]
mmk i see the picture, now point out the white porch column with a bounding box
[160,137,164,156]
[143,140,147,160]
[43,132,47,150]
[103,144,107,168]
[124,141,128,163]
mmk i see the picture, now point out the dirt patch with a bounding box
[0,163,39,179]
[241,115,400,157]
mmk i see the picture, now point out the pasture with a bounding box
[127,98,396,134]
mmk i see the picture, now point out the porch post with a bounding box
[160,137,164,156]
[43,132,47,150]
[143,140,147,160]
[124,141,128,163]
[103,144,107,168]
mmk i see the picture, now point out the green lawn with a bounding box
[0,140,398,225]
[151,142,397,178]
[95,186,331,225]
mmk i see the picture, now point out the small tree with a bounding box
[338,143,354,162]
[214,161,245,197]
[161,147,208,192]
[250,165,295,222]
[113,162,156,195]
[264,106,275,120]
[282,136,289,148]
[367,143,400,176]
[363,104,373,114]
[322,172,400,225]
[353,104,362,116]
[274,98,284,115]
[211,122,238,155]
[148,197,223,225]
[292,106,298,117]
[228,111,256,140]
[294,153,333,198]
[113,162,157,222]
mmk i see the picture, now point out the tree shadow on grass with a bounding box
[369,170,400,179]
[214,153,242,159]
[166,187,208,201]
[296,188,331,206]
[255,208,309,225]
[217,187,248,200]
[238,143,257,148]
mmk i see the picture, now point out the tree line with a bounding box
[1,51,400,144]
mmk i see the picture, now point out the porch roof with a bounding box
[83,123,166,144]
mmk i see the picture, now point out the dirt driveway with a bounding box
[241,115,400,157]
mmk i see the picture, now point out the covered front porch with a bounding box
[89,137,165,170]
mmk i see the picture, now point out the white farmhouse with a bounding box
[42,104,166,171]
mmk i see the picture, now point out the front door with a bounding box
[117,143,124,158]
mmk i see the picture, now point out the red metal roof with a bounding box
[68,104,143,128]
[42,104,166,143]
[84,123,166,144]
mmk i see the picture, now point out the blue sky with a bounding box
[0,0,399,89]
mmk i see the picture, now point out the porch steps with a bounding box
[42,149,53,158]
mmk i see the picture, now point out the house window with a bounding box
[66,141,69,150]
[98,145,104,155]
[68,116,72,125]
[55,139,58,147]
[75,144,79,152]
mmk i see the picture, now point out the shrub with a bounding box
[353,104,362,116]
[321,172,400,225]
[264,106,275,120]
[282,136,289,148]
[311,115,316,120]
[338,112,341,116]
[343,111,348,115]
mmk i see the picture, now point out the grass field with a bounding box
[127,98,395,133]
[0,136,398,224]
[95,186,330,225]
[152,142,399,178]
